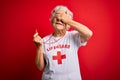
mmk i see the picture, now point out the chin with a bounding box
[56,27,64,30]
[56,29,64,31]
[53,25,66,31]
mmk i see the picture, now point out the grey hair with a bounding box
[50,5,73,30]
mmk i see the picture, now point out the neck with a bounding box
[53,30,66,37]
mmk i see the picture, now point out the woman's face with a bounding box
[51,12,67,31]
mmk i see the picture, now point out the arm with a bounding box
[35,45,45,71]
[33,31,45,71]
[55,11,93,42]
[67,20,93,42]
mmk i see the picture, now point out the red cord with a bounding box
[43,33,66,44]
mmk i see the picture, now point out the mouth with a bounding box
[56,21,63,25]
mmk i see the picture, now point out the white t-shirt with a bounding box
[42,30,87,80]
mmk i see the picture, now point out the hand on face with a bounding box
[52,11,71,30]
[54,11,72,24]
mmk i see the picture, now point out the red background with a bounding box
[0,0,120,80]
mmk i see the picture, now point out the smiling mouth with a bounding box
[56,22,63,25]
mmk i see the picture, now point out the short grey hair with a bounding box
[50,5,73,30]
[51,5,73,19]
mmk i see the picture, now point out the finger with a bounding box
[33,32,38,37]
[36,29,38,33]
[33,29,38,37]
[55,14,62,19]
[55,12,62,15]
[55,12,61,14]
[55,13,60,17]
[37,35,41,39]
[55,11,63,14]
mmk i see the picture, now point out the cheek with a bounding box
[52,18,56,23]
[51,22,56,28]
[50,19,55,26]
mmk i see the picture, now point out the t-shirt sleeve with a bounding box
[71,30,87,47]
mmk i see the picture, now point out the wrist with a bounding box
[36,44,42,48]
[67,19,74,25]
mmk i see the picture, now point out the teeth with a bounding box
[56,22,62,24]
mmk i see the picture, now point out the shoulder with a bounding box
[67,30,79,36]
[68,30,79,34]
[66,30,80,41]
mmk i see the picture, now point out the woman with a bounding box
[33,5,93,80]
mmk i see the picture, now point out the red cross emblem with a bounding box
[52,51,66,64]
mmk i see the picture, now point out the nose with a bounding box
[56,18,63,23]
[56,18,60,21]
